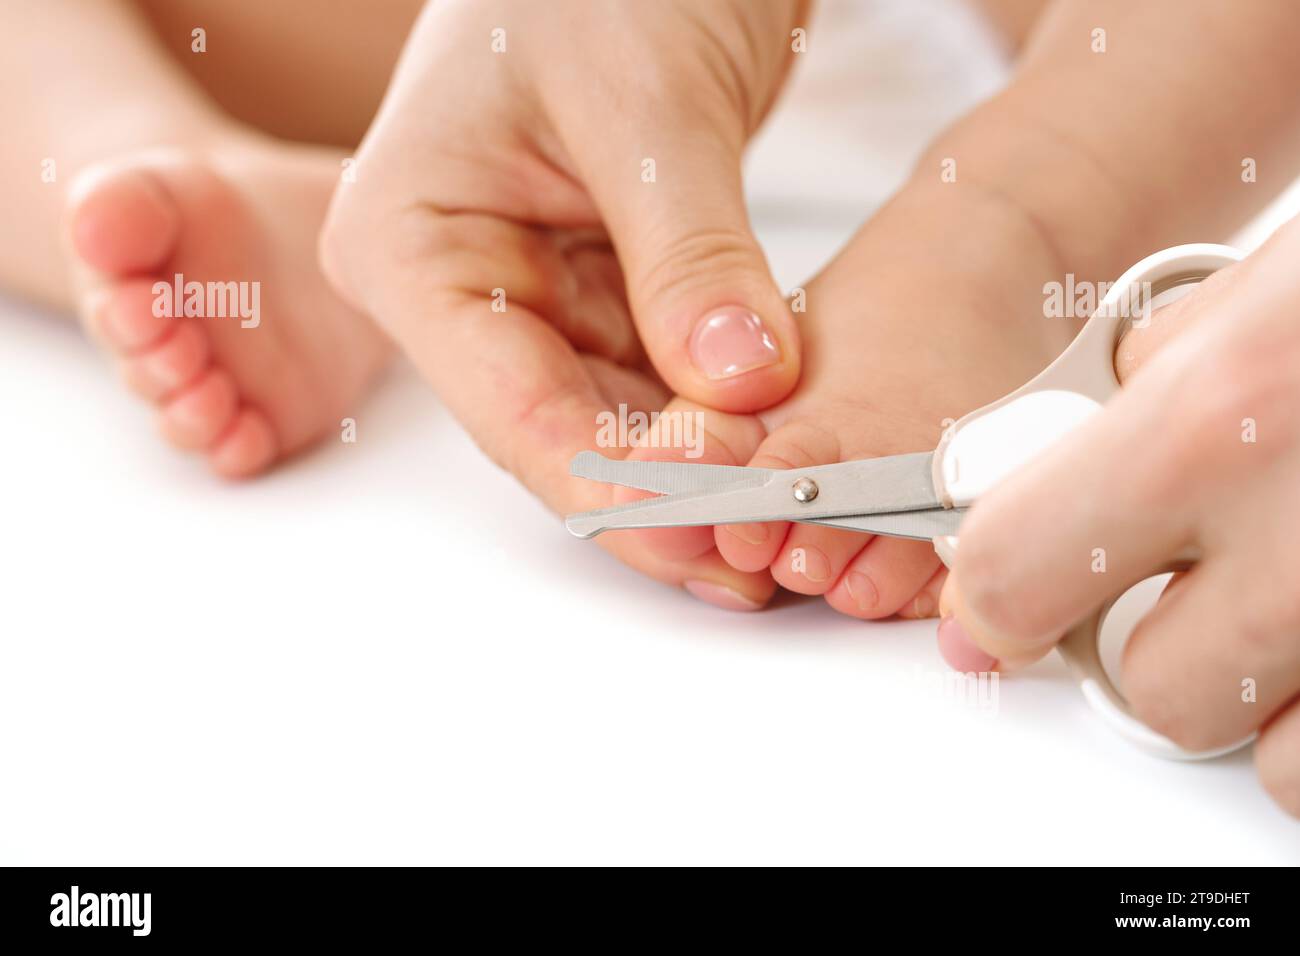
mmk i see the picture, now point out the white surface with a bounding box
[3,284,1296,865]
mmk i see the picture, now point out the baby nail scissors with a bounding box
[565,243,1254,761]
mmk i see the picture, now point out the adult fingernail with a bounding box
[684,579,762,612]
[846,571,879,612]
[689,307,780,380]
[937,615,998,673]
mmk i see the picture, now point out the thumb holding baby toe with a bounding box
[577,119,802,414]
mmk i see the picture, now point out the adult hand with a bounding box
[320,0,807,601]
[938,222,1300,817]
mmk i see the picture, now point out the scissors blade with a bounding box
[569,450,773,495]
[564,452,940,538]
[808,507,967,541]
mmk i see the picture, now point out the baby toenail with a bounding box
[791,545,831,582]
[684,580,762,612]
[688,307,781,380]
[846,571,879,611]
[726,522,769,546]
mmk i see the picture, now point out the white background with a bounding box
[3,0,1298,865]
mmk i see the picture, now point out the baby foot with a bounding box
[695,184,1084,618]
[66,141,391,477]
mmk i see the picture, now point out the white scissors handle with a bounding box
[932,243,1253,761]
[930,243,1245,509]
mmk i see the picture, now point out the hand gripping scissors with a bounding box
[565,243,1255,761]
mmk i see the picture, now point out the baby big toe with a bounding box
[68,164,180,276]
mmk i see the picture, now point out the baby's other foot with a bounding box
[66,141,391,477]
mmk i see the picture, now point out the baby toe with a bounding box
[620,399,767,563]
[717,419,842,574]
[120,320,211,401]
[90,279,180,354]
[771,526,870,596]
[825,536,942,620]
[159,367,239,450]
[68,164,181,276]
[210,407,279,479]
[894,565,947,620]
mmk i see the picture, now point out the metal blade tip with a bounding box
[564,512,603,539]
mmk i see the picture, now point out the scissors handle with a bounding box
[934,537,1253,760]
[930,243,1245,509]
[1054,557,1256,761]
[931,243,1254,761]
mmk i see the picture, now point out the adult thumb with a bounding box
[577,122,802,413]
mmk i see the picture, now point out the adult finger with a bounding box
[552,75,801,414]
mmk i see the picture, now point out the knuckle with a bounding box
[357,204,443,273]
[319,194,453,335]
[316,210,353,296]
[317,182,381,299]
[631,226,761,311]
[318,139,452,277]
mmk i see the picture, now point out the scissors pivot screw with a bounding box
[791,477,819,503]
